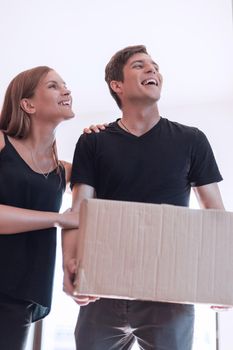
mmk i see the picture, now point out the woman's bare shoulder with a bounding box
[0,131,5,151]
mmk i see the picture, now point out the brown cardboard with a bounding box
[74,198,233,306]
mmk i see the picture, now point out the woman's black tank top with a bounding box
[0,133,66,321]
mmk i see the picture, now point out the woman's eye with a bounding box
[49,84,57,89]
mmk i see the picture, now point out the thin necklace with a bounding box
[119,119,131,133]
[29,148,53,180]
[119,117,161,135]
[22,142,54,180]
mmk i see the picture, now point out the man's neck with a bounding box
[120,104,160,136]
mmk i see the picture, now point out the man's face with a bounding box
[116,53,163,106]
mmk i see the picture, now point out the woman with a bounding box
[0,66,81,349]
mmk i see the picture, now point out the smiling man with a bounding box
[63,45,224,350]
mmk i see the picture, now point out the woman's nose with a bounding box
[63,86,71,95]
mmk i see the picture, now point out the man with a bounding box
[62,45,224,350]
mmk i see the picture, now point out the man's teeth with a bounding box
[142,79,158,86]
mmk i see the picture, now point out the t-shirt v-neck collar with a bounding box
[116,116,162,139]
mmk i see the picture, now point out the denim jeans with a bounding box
[75,298,194,350]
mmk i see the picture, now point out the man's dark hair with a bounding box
[105,45,148,108]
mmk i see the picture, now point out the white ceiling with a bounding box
[1,0,233,207]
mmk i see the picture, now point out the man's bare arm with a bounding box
[194,182,229,310]
[62,184,95,304]
[193,182,224,210]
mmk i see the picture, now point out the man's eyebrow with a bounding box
[130,59,159,69]
[130,59,144,66]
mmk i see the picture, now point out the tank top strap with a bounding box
[3,132,9,144]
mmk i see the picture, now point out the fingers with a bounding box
[83,123,109,134]
[62,207,71,214]
[63,273,75,296]
[63,259,100,306]
[63,210,79,229]
[96,124,107,130]
[72,294,100,306]
[63,259,77,295]
[83,127,92,134]
[73,295,91,306]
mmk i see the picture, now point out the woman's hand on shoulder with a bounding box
[83,123,109,134]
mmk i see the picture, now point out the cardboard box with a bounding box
[74,198,233,305]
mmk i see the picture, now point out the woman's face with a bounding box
[28,69,75,124]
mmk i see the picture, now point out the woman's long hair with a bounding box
[0,66,52,139]
[0,66,61,175]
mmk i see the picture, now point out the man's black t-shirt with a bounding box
[71,117,222,207]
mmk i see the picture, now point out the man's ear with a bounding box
[20,99,36,114]
[110,80,123,95]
